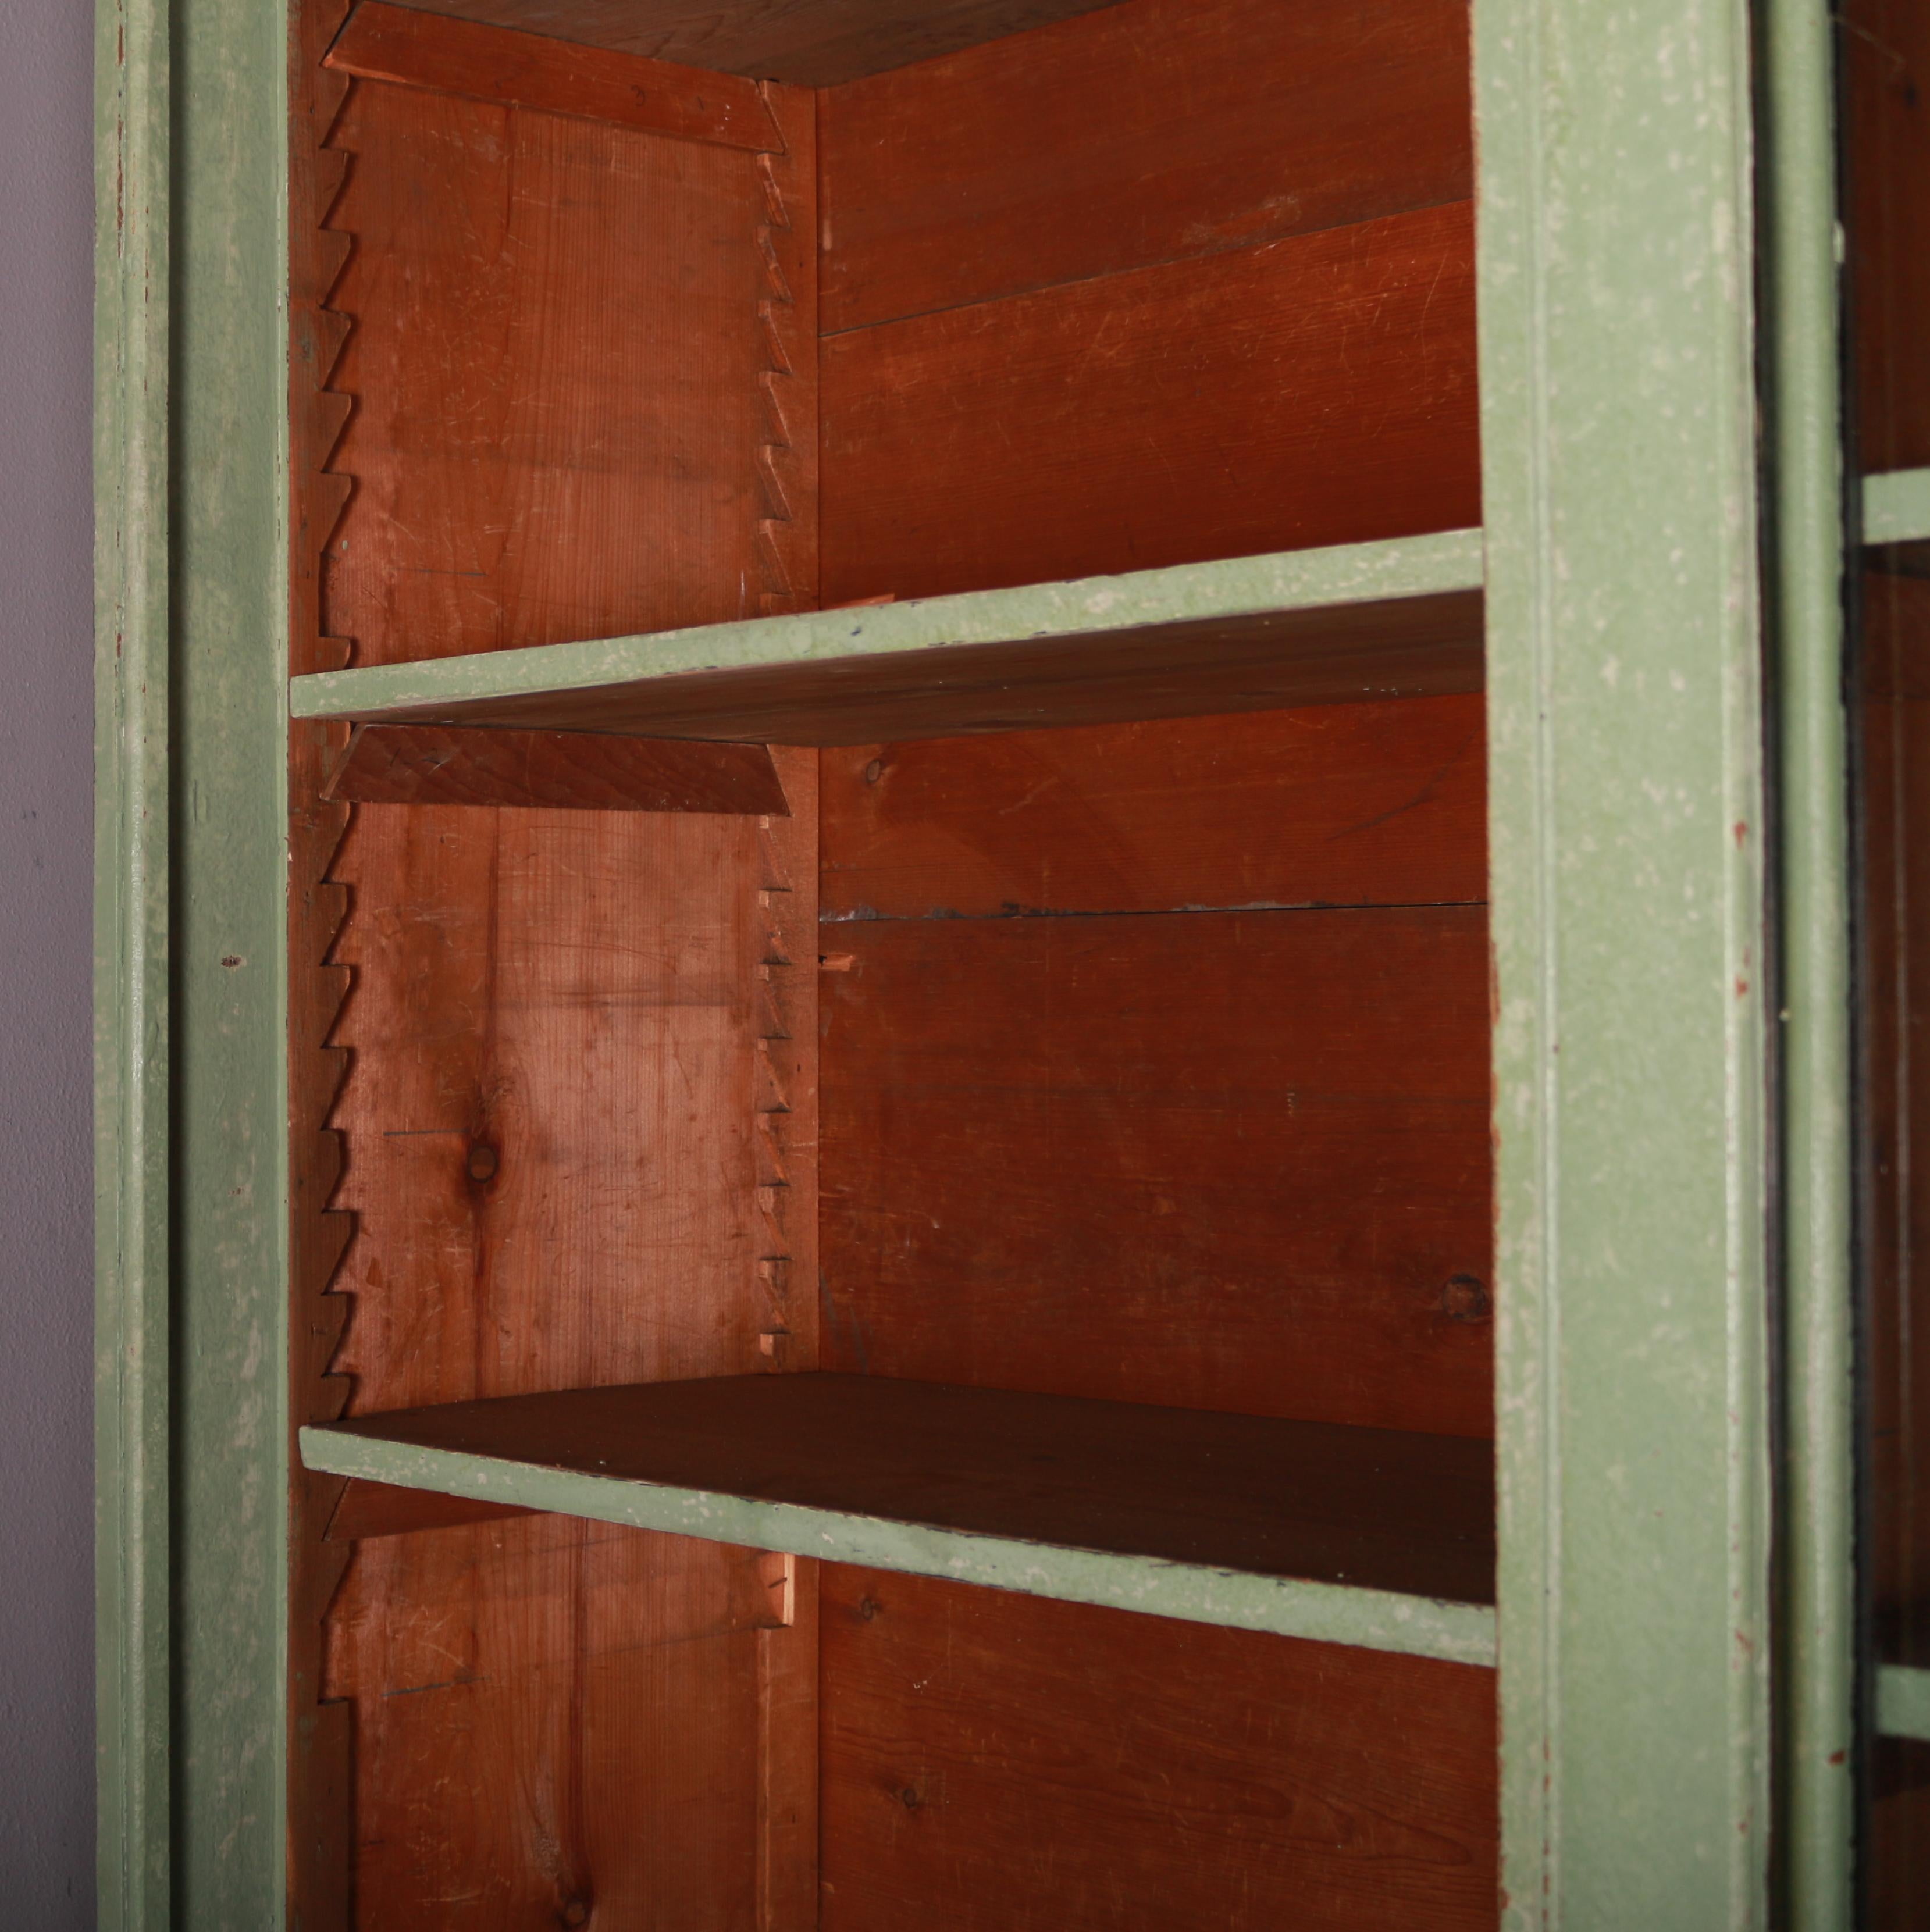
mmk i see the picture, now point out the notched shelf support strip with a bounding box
[1876,1663,1930,1744]
[325,1,785,152]
[324,721,792,813]
[297,1421,1498,1669]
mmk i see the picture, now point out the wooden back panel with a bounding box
[817,0,1477,604]
[299,31,820,1924]
[818,698,1493,1439]
[820,1566,1498,1932]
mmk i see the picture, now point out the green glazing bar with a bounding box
[1875,1664,1930,1743]
[1863,466,1930,545]
[1475,0,1773,1924]
[298,1425,1499,1669]
[287,529,1484,721]
[1760,0,1854,1923]
[94,0,172,1922]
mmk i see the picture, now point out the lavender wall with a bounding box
[0,0,98,1916]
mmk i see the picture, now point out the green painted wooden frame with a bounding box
[95,0,291,1923]
[97,0,1866,1920]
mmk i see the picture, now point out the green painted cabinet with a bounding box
[95,0,1909,1923]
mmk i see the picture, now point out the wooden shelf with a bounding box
[1877,1663,1930,1744]
[1865,466,1930,548]
[288,532,1484,746]
[301,1371,1496,1664]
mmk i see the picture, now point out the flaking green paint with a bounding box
[1475,0,1774,1923]
[288,529,1484,725]
[97,0,291,1921]
[95,0,173,1920]
[298,1425,1498,1667]
[1760,0,1855,1921]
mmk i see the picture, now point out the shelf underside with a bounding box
[302,1371,1497,1663]
[289,534,1485,746]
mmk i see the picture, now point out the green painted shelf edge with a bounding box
[1863,466,1930,547]
[297,1422,1498,1669]
[1875,1663,1930,1744]
[288,528,1484,723]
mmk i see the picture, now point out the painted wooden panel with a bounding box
[820,201,1479,605]
[821,906,1493,1438]
[820,0,1470,332]
[818,1566,1499,1931]
[322,77,782,664]
[377,0,1134,84]
[819,697,1487,919]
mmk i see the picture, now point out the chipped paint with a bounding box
[1476,0,1773,1923]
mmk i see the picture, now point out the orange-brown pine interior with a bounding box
[287,1,1496,1923]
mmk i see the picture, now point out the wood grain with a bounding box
[318,1371,1497,1604]
[371,0,1134,85]
[326,1,783,149]
[821,907,1493,1438]
[820,201,1480,605]
[325,1515,770,1926]
[325,1476,533,1539]
[818,1566,1500,1932]
[820,0,1471,331]
[322,799,788,1920]
[326,722,792,812]
[323,76,792,665]
[820,697,1486,919]
[1861,572,1930,1673]
[1846,0,1930,473]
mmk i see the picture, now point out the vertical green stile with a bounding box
[1760,0,1855,1922]
[95,0,172,1922]
[170,0,293,1919]
[1476,0,1775,1924]
[98,0,293,1920]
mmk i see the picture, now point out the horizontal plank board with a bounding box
[820,907,1492,1437]
[373,0,1133,85]
[820,201,1479,605]
[301,1373,1497,1662]
[1879,1664,1930,1743]
[821,697,1486,918]
[326,1,783,148]
[290,532,1486,743]
[820,1566,1498,1932]
[820,0,1469,331]
[325,721,791,811]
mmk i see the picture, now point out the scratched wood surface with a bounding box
[818,696,1486,918]
[819,0,1470,332]
[322,76,785,665]
[1846,0,1930,475]
[819,201,1479,606]
[818,1566,1500,1931]
[375,0,1134,84]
